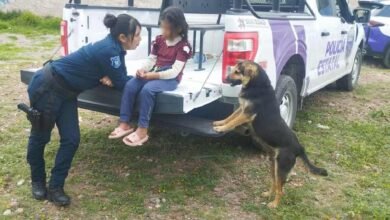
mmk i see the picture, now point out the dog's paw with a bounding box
[213,120,225,126]
[213,126,228,133]
[267,201,279,209]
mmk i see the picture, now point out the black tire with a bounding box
[383,47,390,68]
[336,48,362,91]
[275,75,298,128]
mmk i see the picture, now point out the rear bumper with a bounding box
[21,69,234,137]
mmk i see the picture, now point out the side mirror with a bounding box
[353,8,371,23]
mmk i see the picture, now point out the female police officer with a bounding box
[26,14,141,206]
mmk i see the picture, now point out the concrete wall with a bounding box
[0,0,161,16]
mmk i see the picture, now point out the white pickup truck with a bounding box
[20,0,370,136]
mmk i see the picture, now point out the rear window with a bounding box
[245,0,306,13]
[317,0,337,16]
[372,5,390,17]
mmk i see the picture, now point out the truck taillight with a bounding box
[222,32,258,83]
[60,20,69,56]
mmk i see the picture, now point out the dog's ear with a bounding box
[235,60,244,74]
[243,63,259,78]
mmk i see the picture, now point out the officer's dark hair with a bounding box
[104,14,141,41]
[160,7,189,41]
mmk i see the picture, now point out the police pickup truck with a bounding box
[20,0,370,137]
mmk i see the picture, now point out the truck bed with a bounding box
[20,58,232,137]
[21,57,223,114]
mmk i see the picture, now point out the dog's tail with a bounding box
[298,148,328,176]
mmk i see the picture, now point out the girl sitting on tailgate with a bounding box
[109,6,192,146]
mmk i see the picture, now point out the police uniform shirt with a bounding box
[51,34,131,91]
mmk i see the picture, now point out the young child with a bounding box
[109,6,192,146]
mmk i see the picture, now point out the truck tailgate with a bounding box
[20,59,222,115]
[20,67,231,137]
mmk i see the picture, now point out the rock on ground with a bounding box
[3,209,12,216]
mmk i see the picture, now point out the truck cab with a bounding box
[20,0,370,136]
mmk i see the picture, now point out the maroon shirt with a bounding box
[151,35,192,81]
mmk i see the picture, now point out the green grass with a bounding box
[36,39,58,49]
[1,81,389,218]
[0,27,390,218]
[0,11,60,36]
[0,43,25,60]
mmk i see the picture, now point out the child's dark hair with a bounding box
[160,7,189,41]
[104,14,141,41]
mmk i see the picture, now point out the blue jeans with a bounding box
[120,78,178,128]
[27,69,80,188]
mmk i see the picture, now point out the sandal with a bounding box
[122,132,149,147]
[108,127,134,139]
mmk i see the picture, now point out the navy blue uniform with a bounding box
[27,34,131,189]
[52,34,131,91]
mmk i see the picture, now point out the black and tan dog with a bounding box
[213,60,328,208]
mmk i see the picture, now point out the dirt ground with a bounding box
[0,33,389,219]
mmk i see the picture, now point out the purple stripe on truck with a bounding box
[293,25,307,65]
[268,21,307,77]
[269,20,296,76]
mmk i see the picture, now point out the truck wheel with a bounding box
[383,47,390,68]
[275,75,298,128]
[336,48,362,91]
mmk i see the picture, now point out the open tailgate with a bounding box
[20,59,222,115]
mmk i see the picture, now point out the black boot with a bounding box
[47,187,71,206]
[31,182,47,200]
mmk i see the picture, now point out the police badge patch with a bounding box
[110,56,121,69]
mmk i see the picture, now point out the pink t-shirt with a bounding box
[151,35,192,81]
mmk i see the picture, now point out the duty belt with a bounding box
[30,64,80,106]
[42,63,80,99]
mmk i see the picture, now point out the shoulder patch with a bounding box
[110,56,121,69]
[183,45,190,54]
